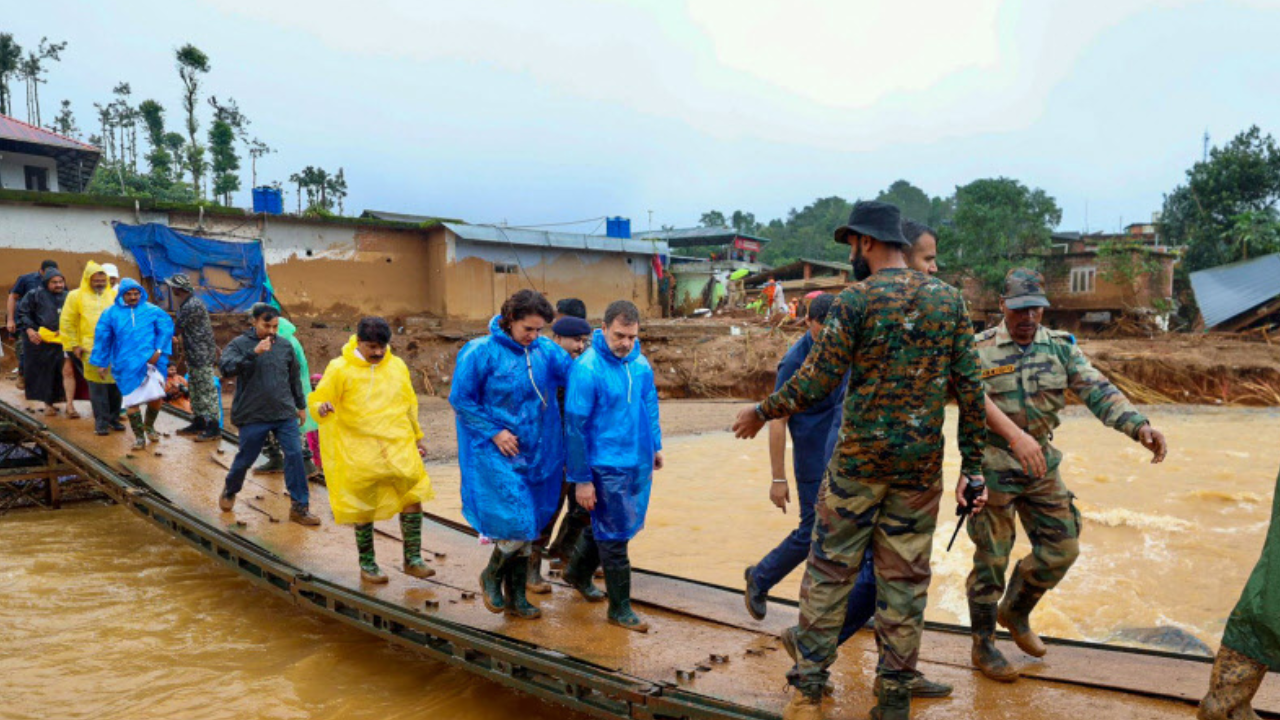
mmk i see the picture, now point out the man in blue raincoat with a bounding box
[563,300,663,633]
[89,278,174,450]
[450,289,572,620]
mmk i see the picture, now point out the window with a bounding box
[24,166,49,192]
[494,263,518,274]
[1070,266,1096,294]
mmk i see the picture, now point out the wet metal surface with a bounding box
[2,385,1272,719]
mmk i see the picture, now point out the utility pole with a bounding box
[1203,130,1210,161]
[648,209,653,231]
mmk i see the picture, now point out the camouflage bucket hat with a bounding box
[166,273,195,293]
[1003,267,1051,310]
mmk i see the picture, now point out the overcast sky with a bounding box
[9,0,1279,233]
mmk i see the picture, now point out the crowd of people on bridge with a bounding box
[5,200,1275,720]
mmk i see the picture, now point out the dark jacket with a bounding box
[17,270,67,333]
[219,326,305,426]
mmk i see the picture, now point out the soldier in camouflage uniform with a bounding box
[966,268,1168,681]
[167,274,222,442]
[734,200,987,720]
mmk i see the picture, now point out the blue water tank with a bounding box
[606,216,631,239]
[253,186,284,215]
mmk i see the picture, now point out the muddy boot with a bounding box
[289,502,321,527]
[254,438,285,474]
[869,673,912,720]
[176,415,205,436]
[479,547,509,614]
[780,687,825,720]
[526,546,552,594]
[998,567,1048,658]
[970,599,1019,682]
[603,565,648,632]
[400,512,435,579]
[874,671,953,699]
[143,405,161,443]
[355,523,387,584]
[563,534,606,602]
[1198,645,1267,720]
[127,411,147,450]
[744,565,768,620]
[195,417,221,443]
[503,554,543,619]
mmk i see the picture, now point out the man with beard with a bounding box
[562,300,664,633]
[60,261,123,435]
[8,260,58,391]
[17,268,69,415]
[89,279,174,449]
[732,201,986,720]
[965,268,1167,681]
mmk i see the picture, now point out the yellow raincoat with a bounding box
[308,336,433,524]
[59,261,117,384]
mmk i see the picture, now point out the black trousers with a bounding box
[88,381,123,431]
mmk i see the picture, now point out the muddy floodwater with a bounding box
[2,405,1276,719]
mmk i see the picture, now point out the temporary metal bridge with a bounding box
[1,388,1276,720]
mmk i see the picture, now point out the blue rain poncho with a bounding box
[89,278,174,396]
[450,316,572,541]
[565,329,663,542]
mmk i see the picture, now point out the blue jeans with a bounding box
[753,479,875,643]
[223,418,308,507]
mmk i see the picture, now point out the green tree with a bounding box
[52,99,77,138]
[1161,126,1280,325]
[941,177,1062,291]
[207,96,245,206]
[20,37,67,126]
[176,44,210,199]
[0,34,22,116]
[875,180,932,225]
[757,195,855,266]
[138,99,174,179]
[699,210,727,228]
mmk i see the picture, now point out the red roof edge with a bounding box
[0,112,101,152]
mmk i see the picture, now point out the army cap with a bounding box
[1003,267,1051,309]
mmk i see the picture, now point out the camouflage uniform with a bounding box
[174,293,219,419]
[967,301,1148,605]
[758,268,985,693]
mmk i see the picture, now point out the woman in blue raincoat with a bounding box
[563,300,663,633]
[90,278,174,450]
[450,290,571,620]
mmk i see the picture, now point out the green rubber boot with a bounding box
[143,405,161,443]
[603,565,648,633]
[970,599,1019,682]
[401,512,435,579]
[504,553,542,620]
[355,523,386,584]
[998,565,1049,658]
[127,411,147,450]
[869,673,911,720]
[479,547,508,614]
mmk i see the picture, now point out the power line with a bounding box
[482,216,608,230]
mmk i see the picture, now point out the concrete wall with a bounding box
[0,151,60,192]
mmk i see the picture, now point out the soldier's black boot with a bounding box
[176,415,205,435]
[479,547,509,614]
[970,599,1019,682]
[869,672,912,720]
[504,553,542,619]
[195,417,221,443]
[603,565,648,633]
[563,534,606,602]
[998,566,1048,658]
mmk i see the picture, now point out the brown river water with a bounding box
[2,405,1276,719]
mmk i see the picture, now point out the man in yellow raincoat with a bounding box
[60,261,122,435]
[308,316,435,583]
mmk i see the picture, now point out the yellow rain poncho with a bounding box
[59,261,117,383]
[308,336,433,524]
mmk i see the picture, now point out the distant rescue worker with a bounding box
[17,268,69,415]
[534,313,594,589]
[555,297,587,321]
[166,274,222,442]
[309,317,435,583]
[101,263,121,290]
[217,303,320,527]
[1198,463,1280,720]
[563,300,664,633]
[89,278,174,449]
[252,317,322,478]
[8,259,58,390]
[732,201,986,720]
[966,267,1168,682]
[450,290,571,620]
[60,261,123,435]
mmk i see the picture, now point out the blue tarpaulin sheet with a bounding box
[112,222,275,313]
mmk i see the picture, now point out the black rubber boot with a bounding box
[526,546,552,594]
[970,599,1018,682]
[175,416,205,436]
[603,565,648,632]
[563,534,606,602]
[504,554,542,619]
[479,547,509,614]
[195,417,221,443]
[998,566,1048,658]
[868,673,912,720]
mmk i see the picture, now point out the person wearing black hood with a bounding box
[17,268,69,415]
